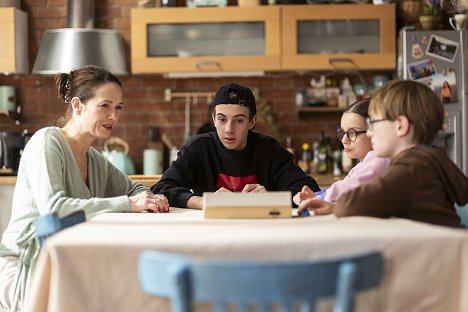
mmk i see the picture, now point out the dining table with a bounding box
[25,208,468,312]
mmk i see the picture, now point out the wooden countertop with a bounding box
[128,175,161,187]
[0,176,17,185]
[1,174,344,187]
[314,174,345,188]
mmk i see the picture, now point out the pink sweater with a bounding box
[322,151,390,202]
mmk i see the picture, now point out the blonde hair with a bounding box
[370,79,444,145]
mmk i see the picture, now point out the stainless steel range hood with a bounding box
[32,0,128,75]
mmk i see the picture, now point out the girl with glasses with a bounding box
[298,80,467,228]
[294,99,390,205]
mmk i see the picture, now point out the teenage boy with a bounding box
[298,79,467,228]
[151,83,320,209]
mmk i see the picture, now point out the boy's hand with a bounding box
[241,184,267,193]
[298,198,334,216]
[215,187,232,193]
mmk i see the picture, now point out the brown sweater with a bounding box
[335,145,468,228]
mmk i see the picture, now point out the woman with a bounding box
[0,65,168,311]
[294,99,390,205]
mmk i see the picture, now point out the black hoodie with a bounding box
[152,131,320,208]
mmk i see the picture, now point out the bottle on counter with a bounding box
[310,141,319,174]
[317,131,328,174]
[333,136,343,176]
[340,77,357,107]
[298,143,311,174]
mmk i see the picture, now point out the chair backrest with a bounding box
[33,210,86,246]
[138,250,384,312]
[455,203,468,229]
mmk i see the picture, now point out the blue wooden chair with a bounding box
[33,210,86,247]
[455,203,468,229]
[138,250,384,312]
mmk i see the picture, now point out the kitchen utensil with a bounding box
[449,14,468,31]
[161,133,179,163]
[0,86,16,113]
[102,137,135,175]
[143,149,163,175]
[144,127,163,175]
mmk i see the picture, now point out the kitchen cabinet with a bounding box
[282,4,396,70]
[131,4,396,74]
[131,6,281,74]
[0,8,28,74]
[0,182,15,239]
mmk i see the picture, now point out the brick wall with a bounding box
[0,0,382,173]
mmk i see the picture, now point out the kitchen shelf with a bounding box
[297,106,345,113]
[128,175,161,188]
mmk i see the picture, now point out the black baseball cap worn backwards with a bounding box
[213,83,256,116]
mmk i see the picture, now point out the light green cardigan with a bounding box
[0,127,148,310]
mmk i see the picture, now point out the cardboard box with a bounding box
[203,192,292,219]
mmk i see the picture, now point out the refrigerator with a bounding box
[399,27,468,175]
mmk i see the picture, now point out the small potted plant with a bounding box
[419,0,441,30]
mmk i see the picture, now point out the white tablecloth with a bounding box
[26,208,468,312]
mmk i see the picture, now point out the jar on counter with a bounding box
[353,84,369,100]
[295,90,307,106]
[372,75,389,90]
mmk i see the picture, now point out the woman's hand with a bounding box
[128,192,169,213]
[293,185,315,205]
[297,198,334,216]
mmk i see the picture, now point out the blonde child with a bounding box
[298,80,467,228]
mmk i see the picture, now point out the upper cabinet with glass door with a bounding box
[131,7,281,74]
[282,4,396,71]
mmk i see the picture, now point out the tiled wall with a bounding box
[0,0,386,173]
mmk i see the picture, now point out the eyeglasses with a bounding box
[337,128,367,142]
[366,118,388,131]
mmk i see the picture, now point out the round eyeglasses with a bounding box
[337,128,367,142]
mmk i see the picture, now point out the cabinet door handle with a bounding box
[328,58,358,69]
[193,61,222,70]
